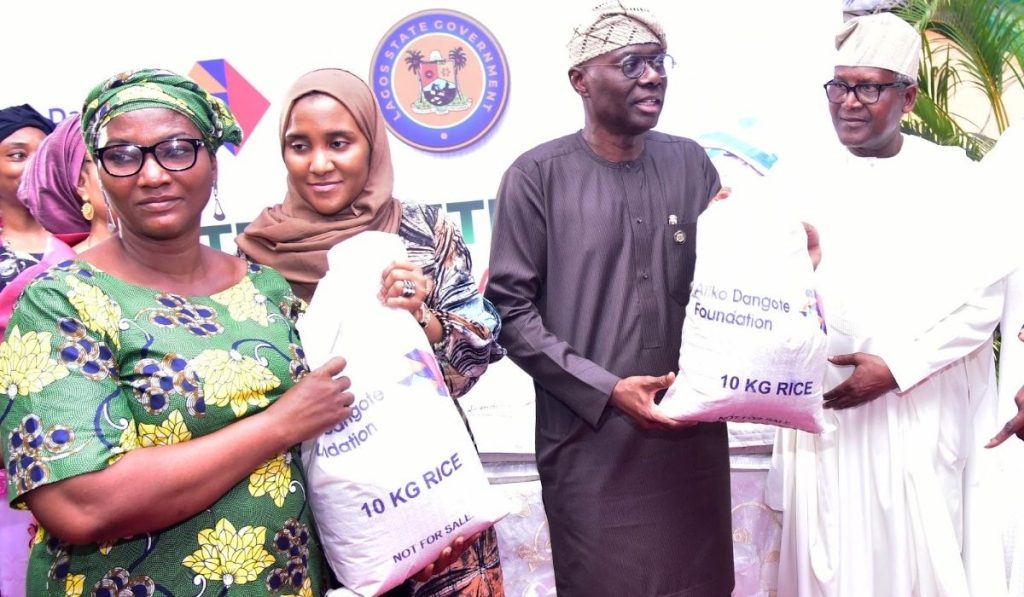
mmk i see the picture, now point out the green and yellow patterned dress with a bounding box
[0,260,325,596]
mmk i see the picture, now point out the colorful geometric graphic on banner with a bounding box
[371,10,511,152]
[188,59,269,155]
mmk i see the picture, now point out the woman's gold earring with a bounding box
[81,201,95,221]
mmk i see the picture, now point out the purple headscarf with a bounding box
[16,114,91,235]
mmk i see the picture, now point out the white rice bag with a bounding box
[658,191,828,432]
[297,232,508,596]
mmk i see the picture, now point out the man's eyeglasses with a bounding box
[96,138,206,177]
[579,53,675,79]
[823,80,910,105]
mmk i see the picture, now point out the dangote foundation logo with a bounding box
[371,10,510,152]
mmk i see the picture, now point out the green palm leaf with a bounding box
[896,0,1024,159]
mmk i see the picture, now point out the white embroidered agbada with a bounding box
[766,134,1012,597]
[995,265,1024,595]
[980,119,1024,595]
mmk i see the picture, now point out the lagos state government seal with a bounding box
[371,10,510,152]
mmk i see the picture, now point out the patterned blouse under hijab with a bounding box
[0,245,42,292]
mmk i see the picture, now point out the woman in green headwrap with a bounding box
[0,69,355,596]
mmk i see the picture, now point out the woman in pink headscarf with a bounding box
[18,113,112,249]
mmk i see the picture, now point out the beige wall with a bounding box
[926,30,1024,139]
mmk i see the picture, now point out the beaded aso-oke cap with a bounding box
[568,1,666,68]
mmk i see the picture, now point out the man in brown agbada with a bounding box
[485,2,734,595]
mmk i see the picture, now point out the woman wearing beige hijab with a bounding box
[236,68,505,596]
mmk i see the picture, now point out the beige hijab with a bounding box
[236,68,401,301]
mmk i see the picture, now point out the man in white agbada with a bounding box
[980,119,1024,594]
[767,12,1013,597]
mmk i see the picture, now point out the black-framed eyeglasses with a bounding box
[823,80,910,105]
[96,138,206,177]
[580,53,675,79]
